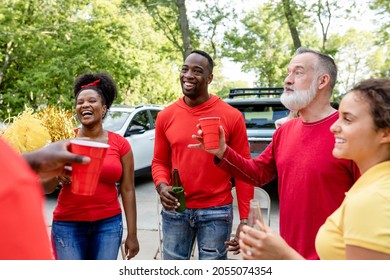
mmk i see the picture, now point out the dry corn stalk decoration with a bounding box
[36,106,77,142]
[1,108,51,153]
[1,106,76,153]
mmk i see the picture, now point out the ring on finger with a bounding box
[246,248,253,256]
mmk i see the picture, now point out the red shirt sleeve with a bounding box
[223,111,255,219]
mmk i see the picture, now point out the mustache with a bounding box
[284,85,295,92]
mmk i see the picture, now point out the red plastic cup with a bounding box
[69,139,110,196]
[198,117,220,149]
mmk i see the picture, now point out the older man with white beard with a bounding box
[190,47,360,259]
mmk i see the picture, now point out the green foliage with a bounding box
[191,0,238,59]
[222,2,292,87]
[0,0,388,121]
[369,0,390,45]
[213,80,250,99]
[122,0,199,60]
[326,29,387,97]
[0,0,181,119]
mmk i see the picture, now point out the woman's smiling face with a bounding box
[76,89,106,126]
[330,90,382,165]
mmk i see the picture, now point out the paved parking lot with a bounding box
[44,173,280,260]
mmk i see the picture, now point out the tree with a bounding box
[369,0,390,43]
[0,0,94,117]
[1,0,387,119]
[190,0,237,59]
[281,0,302,50]
[280,0,352,53]
[328,29,378,97]
[222,2,294,87]
[177,0,192,59]
[369,0,390,77]
[0,0,182,119]
[123,0,194,60]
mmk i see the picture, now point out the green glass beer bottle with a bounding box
[171,169,186,213]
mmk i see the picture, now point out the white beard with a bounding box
[281,81,318,111]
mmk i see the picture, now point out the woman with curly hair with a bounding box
[46,72,139,260]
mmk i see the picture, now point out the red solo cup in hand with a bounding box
[69,139,109,195]
[198,117,220,149]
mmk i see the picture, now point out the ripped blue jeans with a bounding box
[162,204,232,260]
[51,213,122,260]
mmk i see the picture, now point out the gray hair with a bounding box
[295,47,337,90]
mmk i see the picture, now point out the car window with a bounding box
[130,110,150,131]
[103,111,131,131]
[149,109,160,128]
[232,104,289,129]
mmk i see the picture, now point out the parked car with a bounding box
[103,104,164,177]
[224,87,289,158]
[224,87,288,194]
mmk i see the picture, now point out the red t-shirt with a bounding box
[218,112,360,259]
[0,139,53,259]
[53,131,130,221]
[152,94,254,219]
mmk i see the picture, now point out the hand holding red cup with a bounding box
[198,117,220,150]
[69,139,109,196]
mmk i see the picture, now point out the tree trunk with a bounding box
[176,0,192,60]
[0,40,14,88]
[317,0,332,51]
[281,0,301,50]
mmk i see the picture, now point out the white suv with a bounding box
[103,104,164,177]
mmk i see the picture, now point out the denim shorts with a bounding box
[51,213,123,260]
[162,204,233,260]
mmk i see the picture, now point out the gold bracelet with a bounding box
[240,219,248,224]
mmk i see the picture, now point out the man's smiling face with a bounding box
[180,53,212,100]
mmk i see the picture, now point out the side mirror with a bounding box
[125,125,145,137]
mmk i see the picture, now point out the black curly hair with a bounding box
[190,50,214,73]
[73,72,117,110]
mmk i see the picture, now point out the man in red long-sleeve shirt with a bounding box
[152,50,254,260]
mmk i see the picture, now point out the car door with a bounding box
[124,109,155,174]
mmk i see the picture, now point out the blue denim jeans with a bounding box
[51,213,123,260]
[162,204,233,260]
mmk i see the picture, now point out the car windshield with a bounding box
[234,104,289,129]
[103,111,131,132]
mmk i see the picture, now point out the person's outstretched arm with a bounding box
[23,140,90,179]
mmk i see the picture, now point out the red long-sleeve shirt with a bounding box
[152,94,253,219]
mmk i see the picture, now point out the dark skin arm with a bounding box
[22,140,90,193]
[156,183,180,211]
[40,177,62,194]
[120,150,140,260]
[225,223,246,254]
